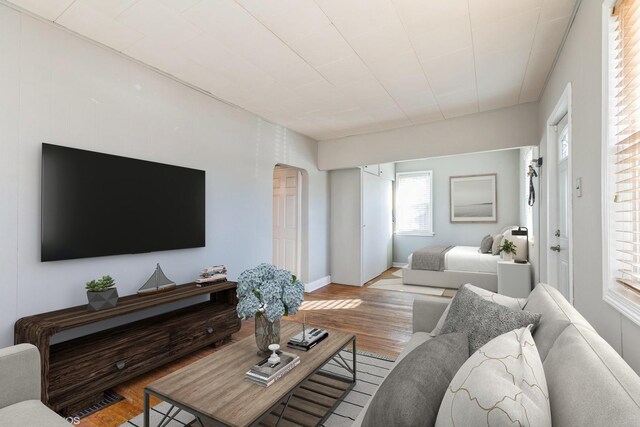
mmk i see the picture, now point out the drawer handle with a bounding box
[207,327,214,334]
[116,361,126,370]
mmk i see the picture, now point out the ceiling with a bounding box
[7,0,577,141]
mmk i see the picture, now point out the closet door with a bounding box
[362,172,393,283]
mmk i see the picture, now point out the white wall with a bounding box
[0,6,330,348]
[393,149,522,263]
[538,0,640,372]
[317,103,539,170]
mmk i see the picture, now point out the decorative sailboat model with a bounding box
[137,263,176,296]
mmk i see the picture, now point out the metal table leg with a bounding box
[144,390,150,427]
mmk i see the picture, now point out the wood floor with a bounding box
[78,268,446,426]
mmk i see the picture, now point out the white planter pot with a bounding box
[501,253,513,261]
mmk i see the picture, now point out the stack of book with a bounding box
[287,327,329,351]
[245,352,300,387]
[195,265,227,286]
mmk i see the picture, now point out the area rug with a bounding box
[369,278,446,296]
[121,350,395,427]
[392,269,403,278]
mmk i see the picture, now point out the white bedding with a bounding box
[408,246,500,274]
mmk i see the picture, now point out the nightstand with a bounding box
[497,260,532,298]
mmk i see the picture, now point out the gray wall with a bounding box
[393,149,522,264]
[537,0,640,372]
[0,6,330,348]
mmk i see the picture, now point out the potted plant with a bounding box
[499,239,517,261]
[236,263,304,354]
[85,275,119,311]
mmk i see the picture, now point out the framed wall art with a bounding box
[450,173,497,223]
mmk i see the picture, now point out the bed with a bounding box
[402,229,527,292]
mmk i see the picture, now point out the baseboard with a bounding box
[392,262,408,268]
[305,276,331,293]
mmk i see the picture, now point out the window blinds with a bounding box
[395,171,433,235]
[612,0,640,292]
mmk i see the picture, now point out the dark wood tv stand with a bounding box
[14,281,241,415]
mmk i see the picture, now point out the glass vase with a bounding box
[255,315,280,354]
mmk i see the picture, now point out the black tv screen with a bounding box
[41,144,205,262]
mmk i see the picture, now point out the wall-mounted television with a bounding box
[41,143,205,262]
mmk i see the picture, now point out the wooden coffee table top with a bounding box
[146,321,355,427]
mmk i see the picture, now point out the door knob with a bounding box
[550,245,561,252]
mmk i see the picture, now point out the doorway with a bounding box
[273,165,302,277]
[546,84,573,303]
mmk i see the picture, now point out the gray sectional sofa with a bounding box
[354,283,640,426]
[0,344,69,426]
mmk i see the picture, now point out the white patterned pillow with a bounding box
[435,326,551,427]
[431,284,527,336]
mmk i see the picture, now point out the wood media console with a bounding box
[14,281,241,415]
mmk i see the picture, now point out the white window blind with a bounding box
[395,171,433,235]
[610,0,640,294]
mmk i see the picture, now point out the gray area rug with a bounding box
[120,350,395,427]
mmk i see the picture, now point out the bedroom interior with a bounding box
[1,0,640,426]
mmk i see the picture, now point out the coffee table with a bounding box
[144,322,356,427]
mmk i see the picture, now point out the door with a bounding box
[549,114,572,301]
[362,172,393,283]
[273,166,301,276]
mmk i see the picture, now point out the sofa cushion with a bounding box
[543,324,640,427]
[361,333,469,427]
[524,283,592,361]
[397,332,432,362]
[440,285,540,353]
[431,284,527,336]
[0,344,41,409]
[436,326,551,427]
[0,400,70,427]
[352,332,433,426]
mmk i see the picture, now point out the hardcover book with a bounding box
[245,351,300,387]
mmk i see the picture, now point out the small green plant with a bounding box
[85,275,116,292]
[499,239,517,255]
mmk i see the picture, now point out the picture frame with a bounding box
[450,173,497,223]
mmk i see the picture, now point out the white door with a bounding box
[549,114,572,301]
[273,167,301,276]
[362,172,393,284]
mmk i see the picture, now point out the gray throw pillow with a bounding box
[480,234,493,253]
[361,333,469,427]
[440,285,541,354]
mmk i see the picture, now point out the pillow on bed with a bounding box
[491,233,503,255]
[430,284,527,337]
[480,235,493,253]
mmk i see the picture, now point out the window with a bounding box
[604,0,640,325]
[559,126,569,160]
[395,171,433,235]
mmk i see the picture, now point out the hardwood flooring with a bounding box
[78,268,447,426]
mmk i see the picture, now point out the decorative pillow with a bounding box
[430,284,527,336]
[440,284,540,353]
[435,326,551,427]
[491,233,503,255]
[362,333,469,427]
[480,235,494,253]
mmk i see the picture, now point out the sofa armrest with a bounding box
[0,344,41,409]
[413,297,450,334]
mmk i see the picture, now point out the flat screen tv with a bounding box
[41,143,205,262]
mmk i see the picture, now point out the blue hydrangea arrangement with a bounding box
[236,263,305,322]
